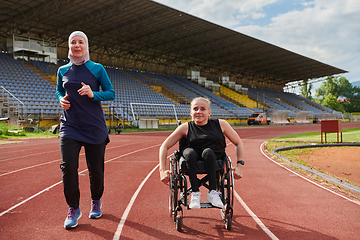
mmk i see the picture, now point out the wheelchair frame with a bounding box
[169,149,234,231]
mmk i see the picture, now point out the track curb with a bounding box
[271,143,360,196]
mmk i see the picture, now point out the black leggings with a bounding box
[59,137,107,209]
[182,147,217,192]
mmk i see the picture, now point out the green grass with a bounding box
[275,128,360,143]
[266,127,360,190]
[267,128,360,159]
[0,122,26,139]
[0,123,55,139]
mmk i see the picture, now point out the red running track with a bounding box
[1,123,360,239]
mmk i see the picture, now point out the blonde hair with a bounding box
[190,97,211,109]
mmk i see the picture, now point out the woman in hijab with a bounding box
[56,31,115,229]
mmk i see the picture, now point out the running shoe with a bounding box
[189,192,201,209]
[206,190,224,208]
[89,200,102,219]
[64,207,82,229]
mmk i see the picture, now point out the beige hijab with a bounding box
[68,31,90,65]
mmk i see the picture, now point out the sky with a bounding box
[153,0,360,95]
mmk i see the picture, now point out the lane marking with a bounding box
[0,144,160,217]
[0,159,59,177]
[0,181,62,217]
[259,141,360,206]
[226,141,278,239]
[0,142,135,163]
[112,164,159,240]
[234,190,279,240]
[0,142,154,177]
[0,150,59,163]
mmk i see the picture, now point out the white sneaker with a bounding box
[189,192,201,209]
[206,190,224,208]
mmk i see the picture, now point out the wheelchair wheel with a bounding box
[169,157,178,221]
[220,157,234,213]
[224,213,232,230]
[221,204,233,230]
[175,214,183,232]
[169,173,175,217]
[226,158,234,210]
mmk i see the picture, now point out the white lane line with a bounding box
[220,141,278,238]
[0,181,62,217]
[259,141,360,206]
[0,159,59,177]
[112,164,159,240]
[234,190,279,240]
[227,141,277,238]
[0,142,149,177]
[0,150,59,163]
[0,144,160,217]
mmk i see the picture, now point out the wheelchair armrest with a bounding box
[174,149,181,160]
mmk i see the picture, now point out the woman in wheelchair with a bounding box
[159,97,244,209]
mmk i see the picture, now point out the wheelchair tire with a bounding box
[169,157,178,222]
[224,213,232,230]
[169,178,174,218]
[176,215,183,232]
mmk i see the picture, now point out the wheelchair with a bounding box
[168,148,235,231]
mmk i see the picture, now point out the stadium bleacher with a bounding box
[0,53,62,117]
[246,87,332,117]
[0,52,334,127]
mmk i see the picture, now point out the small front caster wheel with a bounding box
[175,215,183,232]
[224,213,232,230]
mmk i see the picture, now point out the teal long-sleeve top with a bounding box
[56,60,115,144]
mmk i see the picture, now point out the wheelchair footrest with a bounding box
[200,202,217,209]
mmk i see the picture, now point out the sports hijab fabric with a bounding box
[68,31,90,65]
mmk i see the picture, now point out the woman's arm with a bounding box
[55,67,66,102]
[159,123,188,184]
[219,119,244,179]
[55,66,71,110]
[86,62,115,101]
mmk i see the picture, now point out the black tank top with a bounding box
[186,119,226,158]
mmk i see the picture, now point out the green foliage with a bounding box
[315,76,339,98]
[322,93,345,112]
[314,76,360,113]
[299,80,312,99]
[0,122,26,138]
[338,77,353,98]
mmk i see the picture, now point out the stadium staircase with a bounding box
[124,71,189,105]
[218,85,262,109]
[23,60,56,87]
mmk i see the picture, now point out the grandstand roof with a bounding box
[0,0,347,89]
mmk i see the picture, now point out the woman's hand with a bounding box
[232,165,243,179]
[78,82,94,98]
[60,94,71,110]
[160,170,172,185]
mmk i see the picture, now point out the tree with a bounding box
[338,76,353,99]
[299,80,312,99]
[315,76,338,98]
[342,86,360,113]
[314,76,359,113]
[322,93,345,112]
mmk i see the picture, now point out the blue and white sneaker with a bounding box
[89,200,102,219]
[64,207,82,229]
